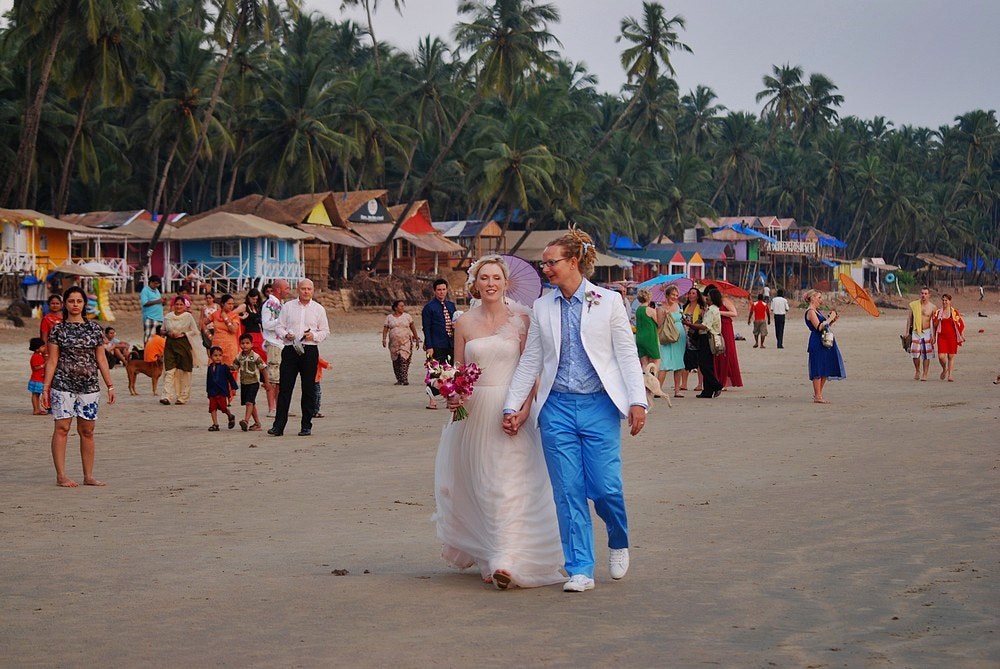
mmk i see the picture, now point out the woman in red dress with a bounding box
[932,293,965,382]
[713,294,743,389]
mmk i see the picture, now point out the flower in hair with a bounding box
[585,290,601,312]
[582,242,594,253]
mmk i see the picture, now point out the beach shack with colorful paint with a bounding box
[169,213,310,292]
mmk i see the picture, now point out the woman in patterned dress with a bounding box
[382,300,420,384]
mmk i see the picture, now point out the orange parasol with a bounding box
[839,273,880,318]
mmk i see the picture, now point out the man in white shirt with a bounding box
[268,279,330,437]
[769,288,790,349]
[261,279,290,416]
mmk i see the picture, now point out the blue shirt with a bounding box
[552,282,603,395]
[140,285,163,321]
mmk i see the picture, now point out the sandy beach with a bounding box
[1,290,997,667]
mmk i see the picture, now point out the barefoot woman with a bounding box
[41,286,116,487]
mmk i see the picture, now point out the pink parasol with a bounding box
[650,277,694,304]
[500,254,542,307]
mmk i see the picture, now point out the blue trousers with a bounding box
[538,390,629,578]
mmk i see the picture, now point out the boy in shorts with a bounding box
[206,346,237,431]
[231,334,270,431]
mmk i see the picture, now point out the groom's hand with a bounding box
[628,405,647,436]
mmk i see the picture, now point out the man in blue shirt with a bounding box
[140,275,166,344]
[421,278,456,409]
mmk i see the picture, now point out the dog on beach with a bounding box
[127,355,163,395]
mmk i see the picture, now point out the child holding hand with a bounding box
[206,345,238,431]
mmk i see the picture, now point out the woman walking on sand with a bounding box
[382,300,420,385]
[932,294,965,382]
[41,286,115,487]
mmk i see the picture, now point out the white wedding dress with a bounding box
[433,308,565,587]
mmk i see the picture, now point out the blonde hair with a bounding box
[636,288,651,304]
[545,228,598,278]
[804,289,822,302]
[465,255,510,299]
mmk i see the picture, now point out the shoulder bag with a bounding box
[659,312,680,344]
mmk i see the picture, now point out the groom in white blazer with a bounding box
[503,234,647,592]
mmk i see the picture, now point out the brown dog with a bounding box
[127,355,163,395]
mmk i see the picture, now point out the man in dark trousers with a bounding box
[421,278,456,409]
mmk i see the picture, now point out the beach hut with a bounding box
[170,213,310,292]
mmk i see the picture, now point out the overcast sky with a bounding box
[1,0,996,129]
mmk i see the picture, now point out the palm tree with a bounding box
[147,0,301,269]
[755,63,805,131]
[796,72,844,144]
[339,0,405,73]
[680,84,726,153]
[2,0,75,206]
[53,0,148,215]
[584,1,691,165]
[367,0,561,271]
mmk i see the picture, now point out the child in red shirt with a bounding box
[313,356,331,418]
[28,337,47,415]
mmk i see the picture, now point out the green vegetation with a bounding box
[1,0,997,269]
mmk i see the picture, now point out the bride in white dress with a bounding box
[433,256,565,590]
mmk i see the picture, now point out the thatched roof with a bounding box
[171,213,311,240]
[183,194,288,224]
[60,210,145,228]
[913,252,964,269]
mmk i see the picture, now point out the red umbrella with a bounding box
[701,279,750,299]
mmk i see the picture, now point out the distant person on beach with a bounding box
[40,294,62,343]
[140,275,166,344]
[804,289,845,403]
[28,337,47,415]
[422,278,456,410]
[161,295,202,405]
[770,289,790,348]
[206,345,237,431]
[40,286,115,487]
[261,279,290,417]
[713,292,743,389]
[931,294,965,382]
[979,285,984,301]
[748,293,771,348]
[231,333,269,431]
[269,278,329,437]
[682,287,705,392]
[906,287,937,381]
[383,299,420,385]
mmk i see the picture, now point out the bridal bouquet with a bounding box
[425,358,483,421]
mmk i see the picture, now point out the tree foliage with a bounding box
[0,0,996,271]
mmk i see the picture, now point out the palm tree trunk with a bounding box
[366,89,484,273]
[146,10,243,270]
[1,5,70,207]
[152,133,182,216]
[54,80,95,217]
[365,1,380,74]
[507,217,537,255]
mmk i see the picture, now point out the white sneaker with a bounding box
[609,548,629,579]
[562,574,595,592]
[266,409,275,418]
